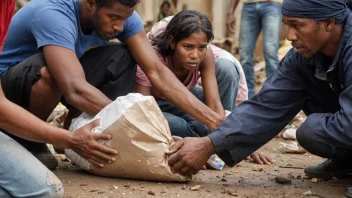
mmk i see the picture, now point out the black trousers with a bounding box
[1,43,136,149]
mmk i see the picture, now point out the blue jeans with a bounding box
[0,132,64,198]
[158,59,240,138]
[239,2,282,98]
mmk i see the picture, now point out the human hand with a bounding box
[167,136,215,176]
[68,119,118,167]
[246,151,274,165]
[227,13,236,34]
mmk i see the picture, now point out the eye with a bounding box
[111,16,117,20]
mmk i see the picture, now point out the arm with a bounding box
[134,82,152,96]
[43,46,112,115]
[0,84,117,167]
[168,49,307,175]
[227,0,240,33]
[199,47,224,117]
[124,31,223,130]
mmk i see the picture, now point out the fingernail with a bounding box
[108,161,112,163]
[100,164,104,167]
[112,157,116,161]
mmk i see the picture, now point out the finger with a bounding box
[252,154,263,164]
[166,140,184,155]
[93,133,112,141]
[94,143,119,155]
[246,156,251,161]
[86,156,105,168]
[228,24,236,34]
[83,119,100,131]
[180,166,191,176]
[89,147,117,162]
[170,160,186,173]
[259,155,271,165]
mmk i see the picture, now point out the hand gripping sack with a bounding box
[65,93,188,182]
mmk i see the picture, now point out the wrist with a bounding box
[202,136,216,157]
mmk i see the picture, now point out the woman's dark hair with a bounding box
[153,10,214,56]
[160,1,171,9]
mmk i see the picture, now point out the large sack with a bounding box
[65,93,188,182]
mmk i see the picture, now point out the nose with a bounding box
[189,49,199,60]
[113,21,124,33]
[286,27,297,41]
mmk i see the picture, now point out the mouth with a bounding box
[186,62,199,67]
[292,44,306,54]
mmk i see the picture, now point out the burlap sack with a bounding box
[66,94,188,182]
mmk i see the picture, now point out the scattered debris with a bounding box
[227,189,238,196]
[252,166,264,172]
[124,184,130,188]
[220,188,226,194]
[190,185,201,191]
[148,190,155,195]
[182,185,186,190]
[275,176,292,184]
[112,185,118,189]
[221,178,228,182]
[279,165,304,170]
[79,184,88,187]
[311,178,318,183]
[279,141,307,154]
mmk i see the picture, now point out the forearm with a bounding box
[0,97,72,148]
[152,66,223,130]
[228,0,240,14]
[63,80,112,115]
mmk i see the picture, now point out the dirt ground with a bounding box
[55,137,347,198]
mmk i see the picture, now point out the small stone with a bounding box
[206,189,211,192]
[311,178,318,183]
[297,175,302,179]
[252,166,264,172]
[275,176,292,184]
[124,184,130,188]
[182,185,186,190]
[221,178,228,182]
[227,189,238,196]
[220,188,226,194]
[190,185,201,191]
[148,190,155,195]
[112,185,118,189]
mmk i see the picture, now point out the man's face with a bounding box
[282,15,329,58]
[92,1,135,40]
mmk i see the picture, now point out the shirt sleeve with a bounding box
[30,9,77,51]
[117,11,144,42]
[209,49,307,166]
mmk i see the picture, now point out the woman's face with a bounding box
[171,32,208,71]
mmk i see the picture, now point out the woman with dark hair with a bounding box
[157,0,172,21]
[135,10,272,165]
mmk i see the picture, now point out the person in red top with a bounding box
[0,0,16,53]
[0,1,118,197]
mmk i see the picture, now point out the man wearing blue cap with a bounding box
[167,0,352,196]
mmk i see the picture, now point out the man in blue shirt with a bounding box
[167,0,352,196]
[0,0,224,170]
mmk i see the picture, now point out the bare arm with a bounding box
[199,47,224,117]
[227,0,240,33]
[0,84,117,167]
[134,82,152,96]
[125,31,223,130]
[43,46,112,115]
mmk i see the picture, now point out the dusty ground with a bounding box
[55,137,347,198]
[54,43,347,198]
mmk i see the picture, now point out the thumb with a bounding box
[166,139,184,155]
[84,118,100,131]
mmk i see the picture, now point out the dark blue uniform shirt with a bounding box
[209,12,352,166]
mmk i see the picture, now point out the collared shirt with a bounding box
[209,11,352,167]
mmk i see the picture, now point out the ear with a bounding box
[168,35,175,50]
[324,18,335,32]
[86,0,96,12]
